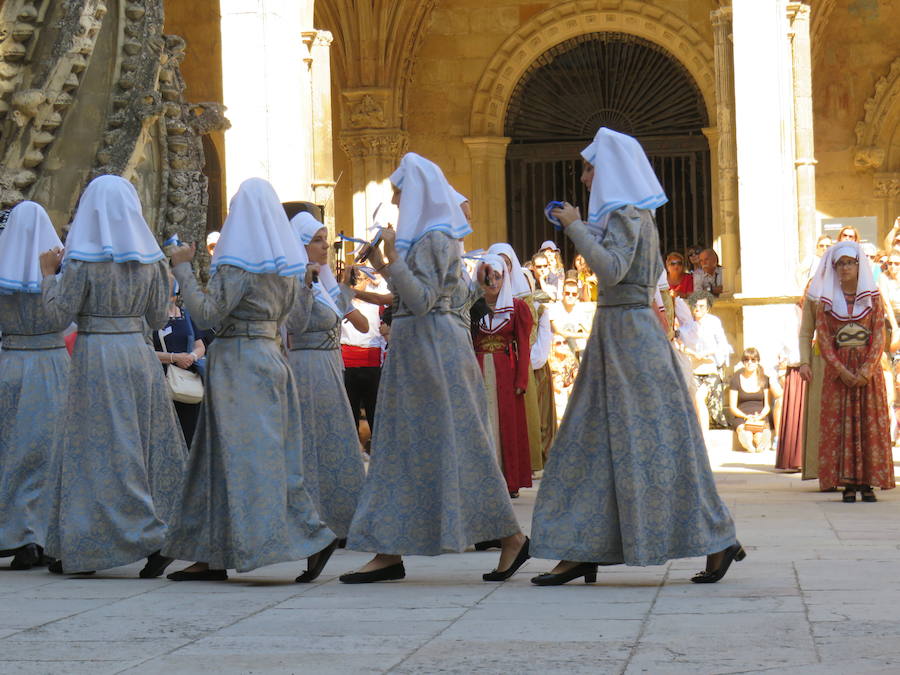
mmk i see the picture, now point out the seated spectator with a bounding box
[728,348,773,453]
[837,225,860,243]
[548,335,578,421]
[693,248,724,297]
[206,231,220,256]
[664,251,694,298]
[573,253,597,302]
[548,278,594,362]
[686,244,704,273]
[797,235,832,286]
[680,290,732,431]
[532,252,561,301]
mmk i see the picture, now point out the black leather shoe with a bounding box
[483,537,530,582]
[691,542,747,584]
[860,485,877,502]
[47,560,94,575]
[139,551,174,579]
[339,562,405,584]
[167,568,228,582]
[295,539,338,583]
[474,539,502,551]
[531,562,599,586]
[10,544,42,570]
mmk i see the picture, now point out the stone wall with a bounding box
[813,0,900,241]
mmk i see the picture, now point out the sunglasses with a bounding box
[666,260,684,266]
[563,291,579,297]
[889,261,900,266]
[834,260,859,268]
[535,264,548,269]
[743,358,759,363]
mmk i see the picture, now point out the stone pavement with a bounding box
[1,431,899,674]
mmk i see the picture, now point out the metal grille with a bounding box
[504,33,712,266]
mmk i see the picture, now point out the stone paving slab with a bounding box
[0,431,898,674]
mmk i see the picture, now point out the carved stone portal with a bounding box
[0,0,227,275]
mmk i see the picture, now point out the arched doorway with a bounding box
[505,32,711,265]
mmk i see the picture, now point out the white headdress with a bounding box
[487,242,532,297]
[211,178,307,277]
[389,153,472,258]
[0,201,62,293]
[580,127,668,240]
[290,211,343,317]
[64,175,164,264]
[806,241,878,320]
[479,253,515,334]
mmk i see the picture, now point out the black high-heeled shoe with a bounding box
[167,567,228,581]
[482,537,530,582]
[339,562,406,584]
[139,550,174,579]
[860,486,877,502]
[474,539,502,551]
[10,544,42,570]
[47,560,94,575]
[295,539,338,583]
[691,542,747,584]
[531,562,598,586]
[842,486,857,503]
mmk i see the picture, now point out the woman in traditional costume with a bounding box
[286,211,367,579]
[0,202,69,569]
[340,153,528,584]
[471,254,533,496]
[164,178,336,581]
[39,176,187,577]
[800,241,893,502]
[530,128,742,586]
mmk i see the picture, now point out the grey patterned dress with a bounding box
[285,285,365,539]
[346,231,521,555]
[41,260,188,572]
[163,264,335,572]
[531,207,736,565]
[0,294,70,554]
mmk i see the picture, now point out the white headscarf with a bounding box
[290,211,343,318]
[580,127,668,239]
[487,242,531,297]
[539,240,559,252]
[806,241,878,321]
[64,175,164,264]
[479,253,515,334]
[211,178,307,278]
[389,153,472,257]
[0,201,62,293]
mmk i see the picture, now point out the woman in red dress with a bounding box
[802,241,894,502]
[471,254,534,497]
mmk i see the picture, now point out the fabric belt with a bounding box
[1,332,66,350]
[288,329,340,351]
[77,315,144,334]
[218,319,278,339]
[834,321,871,349]
[596,301,651,309]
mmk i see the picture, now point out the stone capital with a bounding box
[338,129,408,160]
[341,87,397,130]
[463,136,511,160]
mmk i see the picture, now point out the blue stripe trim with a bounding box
[210,255,306,278]
[395,223,473,253]
[0,277,42,294]
[66,247,165,264]
[586,194,668,222]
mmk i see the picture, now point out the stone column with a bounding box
[304,29,336,236]
[710,7,740,295]
[220,0,314,201]
[875,174,900,235]
[731,0,801,363]
[339,129,408,241]
[787,2,817,271]
[463,136,511,249]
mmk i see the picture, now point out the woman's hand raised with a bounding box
[171,243,196,266]
[551,202,582,228]
[39,247,64,278]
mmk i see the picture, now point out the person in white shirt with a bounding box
[692,248,724,297]
[548,279,594,361]
[680,291,732,431]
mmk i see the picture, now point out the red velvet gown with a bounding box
[816,300,894,490]
[474,298,533,492]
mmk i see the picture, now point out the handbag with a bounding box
[158,328,204,404]
[743,419,767,434]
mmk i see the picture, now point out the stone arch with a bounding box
[469,1,716,137]
[854,58,900,172]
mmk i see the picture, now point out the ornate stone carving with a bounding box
[874,174,900,199]
[0,0,107,207]
[854,58,900,172]
[349,94,387,128]
[338,130,408,159]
